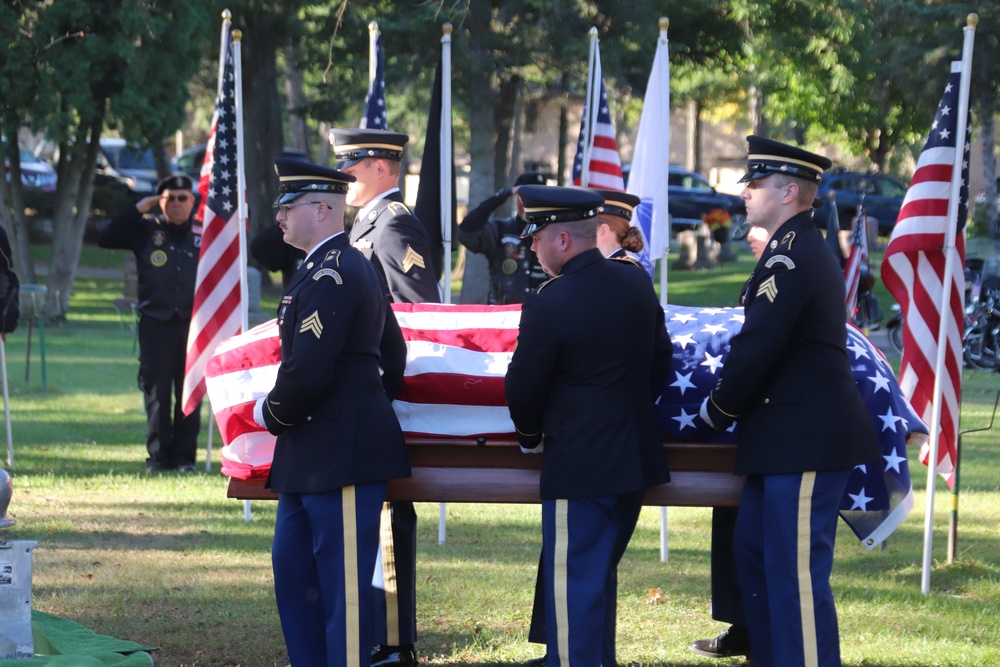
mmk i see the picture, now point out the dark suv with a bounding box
[665,166,746,233]
[622,164,746,234]
[816,170,907,236]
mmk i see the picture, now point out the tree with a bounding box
[2,0,210,321]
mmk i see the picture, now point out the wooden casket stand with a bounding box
[227,438,742,507]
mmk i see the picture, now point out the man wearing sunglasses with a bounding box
[98,175,202,473]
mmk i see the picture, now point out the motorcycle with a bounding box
[852,265,883,332]
[886,256,1000,371]
[963,273,1000,371]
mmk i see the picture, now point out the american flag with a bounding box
[843,195,869,321]
[361,31,387,130]
[182,26,245,416]
[880,62,971,488]
[572,43,625,192]
[204,304,926,548]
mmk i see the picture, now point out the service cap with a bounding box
[514,171,547,187]
[157,174,193,194]
[518,185,605,238]
[272,156,355,207]
[738,135,832,184]
[591,189,640,221]
[328,128,409,170]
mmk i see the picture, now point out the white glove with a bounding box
[699,396,717,429]
[253,396,267,428]
[520,442,544,454]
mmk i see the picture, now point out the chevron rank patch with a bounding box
[402,245,426,273]
[757,275,779,302]
[300,311,324,339]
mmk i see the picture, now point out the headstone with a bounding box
[672,230,697,270]
[0,540,38,659]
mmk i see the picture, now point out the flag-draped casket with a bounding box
[206,303,926,548]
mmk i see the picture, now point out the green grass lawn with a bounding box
[1,243,998,666]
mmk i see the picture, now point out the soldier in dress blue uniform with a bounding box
[699,136,880,667]
[98,175,201,472]
[592,189,644,261]
[329,127,437,667]
[506,186,672,667]
[457,171,548,304]
[254,157,410,667]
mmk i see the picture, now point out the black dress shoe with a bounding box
[371,644,417,667]
[525,655,546,667]
[690,624,751,658]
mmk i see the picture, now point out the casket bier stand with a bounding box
[227,438,742,507]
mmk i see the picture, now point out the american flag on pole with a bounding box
[182,25,246,415]
[843,196,869,321]
[361,27,387,130]
[880,62,970,488]
[205,304,925,548]
[572,39,625,192]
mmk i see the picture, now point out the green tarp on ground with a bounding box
[0,610,156,666]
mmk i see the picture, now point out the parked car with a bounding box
[98,138,158,194]
[664,166,746,234]
[173,144,309,181]
[816,170,907,236]
[8,145,58,193]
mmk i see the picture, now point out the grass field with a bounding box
[1,242,998,666]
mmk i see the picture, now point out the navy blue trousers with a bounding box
[541,492,643,667]
[734,470,852,667]
[371,500,418,646]
[138,315,200,468]
[272,482,387,667]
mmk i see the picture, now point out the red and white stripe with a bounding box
[205,304,522,480]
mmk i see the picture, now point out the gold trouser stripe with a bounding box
[797,472,819,667]
[554,500,571,667]
[379,502,401,645]
[343,487,361,667]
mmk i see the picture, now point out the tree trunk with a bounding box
[284,43,312,160]
[1,130,36,283]
[459,0,495,304]
[980,95,998,238]
[685,99,702,173]
[240,16,284,239]
[46,115,104,321]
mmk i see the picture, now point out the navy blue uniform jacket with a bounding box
[349,192,440,304]
[505,248,672,500]
[263,233,410,493]
[705,210,879,474]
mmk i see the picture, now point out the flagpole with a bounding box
[368,21,379,90]
[232,28,252,522]
[440,23,453,305]
[201,9,234,474]
[580,27,598,186]
[921,13,976,596]
[658,18,670,307]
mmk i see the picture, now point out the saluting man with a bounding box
[505,186,672,667]
[699,136,879,667]
[255,157,410,667]
[98,175,201,473]
[328,127,437,667]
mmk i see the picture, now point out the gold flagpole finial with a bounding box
[369,21,378,33]
[232,29,242,42]
[222,8,231,20]
[967,13,978,27]
[588,26,598,39]
[659,17,669,31]
[443,23,453,36]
